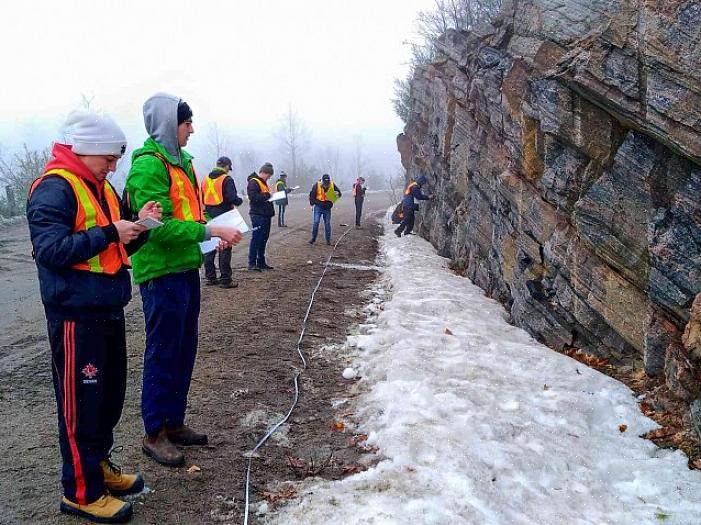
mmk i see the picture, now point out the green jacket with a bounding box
[126,137,206,284]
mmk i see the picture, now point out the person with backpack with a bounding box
[395,174,432,237]
[126,93,243,468]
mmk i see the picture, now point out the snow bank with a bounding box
[266,215,701,525]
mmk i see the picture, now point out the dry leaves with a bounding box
[261,487,297,503]
[332,421,345,432]
[186,465,201,474]
[643,426,680,440]
[618,424,628,433]
[444,328,454,336]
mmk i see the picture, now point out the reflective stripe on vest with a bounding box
[30,169,129,274]
[251,176,269,194]
[150,153,206,223]
[405,181,418,195]
[315,181,338,203]
[201,175,227,206]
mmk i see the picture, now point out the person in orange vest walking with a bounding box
[247,162,276,271]
[27,110,162,523]
[352,176,366,228]
[201,156,243,288]
[395,174,432,237]
[308,173,342,245]
[126,93,243,467]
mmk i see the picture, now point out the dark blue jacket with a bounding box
[402,182,430,210]
[247,174,275,217]
[27,176,146,321]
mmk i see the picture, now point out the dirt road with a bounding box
[0,190,392,524]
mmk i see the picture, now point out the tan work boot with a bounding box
[142,427,184,467]
[60,494,132,523]
[100,459,145,496]
[167,424,208,446]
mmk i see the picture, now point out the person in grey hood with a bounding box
[126,93,243,468]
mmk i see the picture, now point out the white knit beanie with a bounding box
[62,109,127,156]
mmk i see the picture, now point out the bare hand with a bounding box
[114,220,146,244]
[210,226,243,246]
[138,201,162,221]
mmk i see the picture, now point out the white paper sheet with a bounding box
[199,209,250,254]
[268,190,287,202]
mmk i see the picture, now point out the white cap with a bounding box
[62,109,127,156]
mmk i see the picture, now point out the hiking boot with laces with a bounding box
[60,494,132,523]
[100,457,144,497]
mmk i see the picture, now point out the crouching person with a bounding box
[27,110,162,523]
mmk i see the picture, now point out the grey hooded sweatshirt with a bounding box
[143,92,182,165]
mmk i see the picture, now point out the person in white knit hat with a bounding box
[26,109,162,523]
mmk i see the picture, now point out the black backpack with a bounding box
[391,202,405,224]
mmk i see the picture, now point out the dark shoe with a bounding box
[308,239,315,244]
[101,459,144,497]
[394,228,402,238]
[248,265,262,272]
[259,264,274,270]
[204,278,219,286]
[219,280,238,289]
[142,429,184,467]
[167,425,208,446]
[61,495,132,523]
[326,241,332,246]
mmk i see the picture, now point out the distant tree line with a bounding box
[0,145,50,218]
[393,0,503,123]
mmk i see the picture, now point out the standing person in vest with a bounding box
[247,162,275,271]
[352,176,366,228]
[394,174,432,237]
[201,156,243,288]
[125,93,243,467]
[308,173,341,245]
[27,110,161,523]
[275,171,294,227]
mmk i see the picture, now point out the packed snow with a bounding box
[266,215,701,525]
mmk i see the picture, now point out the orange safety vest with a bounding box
[404,181,418,195]
[352,183,357,197]
[29,169,129,275]
[251,176,270,195]
[201,174,227,206]
[149,153,206,223]
[315,181,338,202]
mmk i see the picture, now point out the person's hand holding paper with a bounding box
[200,209,250,253]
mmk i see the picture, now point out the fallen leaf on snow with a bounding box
[690,459,701,470]
[444,328,453,336]
[619,424,628,433]
[543,384,550,390]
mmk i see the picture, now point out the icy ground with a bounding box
[266,217,701,525]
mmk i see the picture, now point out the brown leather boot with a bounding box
[142,428,184,467]
[167,424,208,446]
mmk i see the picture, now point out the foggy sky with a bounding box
[1,0,435,181]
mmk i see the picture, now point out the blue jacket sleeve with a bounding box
[27,177,111,269]
[412,186,430,201]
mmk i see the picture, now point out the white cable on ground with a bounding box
[243,225,354,525]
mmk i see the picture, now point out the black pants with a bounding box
[49,317,127,504]
[204,247,233,282]
[277,204,287,226]
[396,207,415,235]
[354,197,364,226]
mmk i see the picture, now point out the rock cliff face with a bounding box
[398,0,701,400]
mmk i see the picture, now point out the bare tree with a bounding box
[0,145,51,217]
[393,0,503,122]
[316,145,343,180]
[207,122,233,160]
[274,104,310,182]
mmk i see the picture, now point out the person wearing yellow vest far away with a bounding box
[275,171,295,227]
[125,93,243,469]
[201,156,244,288]
[247,162,276,271]
[352,176,367,228]
[27,110,162,524]
[309,173,342,245]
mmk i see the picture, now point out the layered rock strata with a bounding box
[398,0,701,402]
